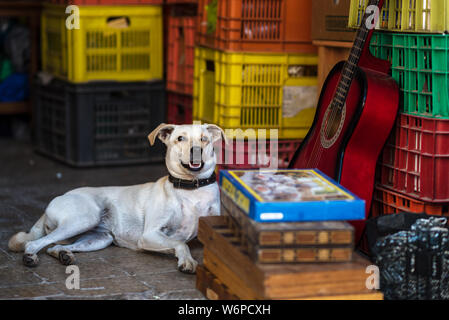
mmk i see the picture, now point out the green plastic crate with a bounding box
[349,0,449,33]
[369,32,393,64]
[370,32,449,119]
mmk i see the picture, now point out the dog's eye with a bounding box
[177,136,186,142]
[201,136,208,143]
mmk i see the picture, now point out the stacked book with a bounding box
[196,169,384,300]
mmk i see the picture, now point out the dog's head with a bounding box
[148,123,227,179]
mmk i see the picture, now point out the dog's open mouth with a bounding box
[181,161,204,172]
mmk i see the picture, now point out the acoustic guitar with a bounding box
[289,0,399,242]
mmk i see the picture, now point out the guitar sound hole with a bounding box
[320,103,346,149]
[325,107,344,140]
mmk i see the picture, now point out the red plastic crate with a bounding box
[167,91,193,124]
[215,139,302,171]
[378,113,449,203]
[196,0,316,53]
[47,0,163,4]
[167,13,196,95]
[371,186,449,217]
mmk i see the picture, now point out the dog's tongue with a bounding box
[189,162,201,169]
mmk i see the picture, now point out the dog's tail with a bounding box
[8,214,47,252]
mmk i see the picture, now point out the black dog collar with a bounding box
[169,172,217,190]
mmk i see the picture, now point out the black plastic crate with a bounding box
[34,79,166,167]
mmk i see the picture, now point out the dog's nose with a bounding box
[190,146,202,164]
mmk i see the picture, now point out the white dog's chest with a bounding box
[171,187,219,241]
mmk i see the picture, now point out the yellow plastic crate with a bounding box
[41,4,163,83]
[193,47,318,139]
[348,0,449,33]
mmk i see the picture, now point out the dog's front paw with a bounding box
[23,253,39,267]
[177,257,198,274]
[59,250,76,266]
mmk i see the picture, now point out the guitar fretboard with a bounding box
[333,0,381,110]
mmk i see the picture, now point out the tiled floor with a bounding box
[0,139,204,300]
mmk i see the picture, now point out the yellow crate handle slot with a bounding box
[206,60,215,72]
[107,16,130,29]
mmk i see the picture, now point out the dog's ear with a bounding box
[148,123,176,146]
[206,124,228,145]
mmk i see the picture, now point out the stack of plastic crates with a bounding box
[348,0,449,218]
[165,1,197,124]
[37,1,165,166]
[193,0,318,171]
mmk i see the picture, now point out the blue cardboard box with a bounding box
[219,169,365,223]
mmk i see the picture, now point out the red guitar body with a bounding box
[289,13,399,243]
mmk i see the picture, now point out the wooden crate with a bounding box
[220,192,354,264]
[313,40,352,92]
[198,216,383,300]
[196,265,239,300]
[197,265,384,300]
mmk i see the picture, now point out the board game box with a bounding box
[219,169,365,223]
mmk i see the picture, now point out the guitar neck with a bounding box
[334,0,384,109]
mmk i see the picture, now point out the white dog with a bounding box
[8,123,226,273]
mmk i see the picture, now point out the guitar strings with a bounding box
[310,0,378,168]
[307,13,371,169]
[311,43,363,168]
[320,25,368,141]
[309,45,361,168]
[307,50,360,168]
